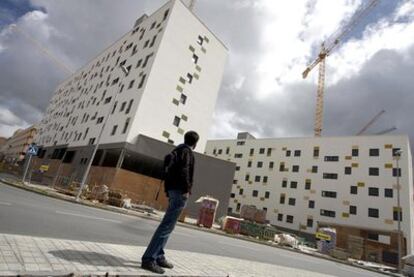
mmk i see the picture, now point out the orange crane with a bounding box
[302,0,380,137]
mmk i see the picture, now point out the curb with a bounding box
[0,271,209,277]
[0,177,399,277]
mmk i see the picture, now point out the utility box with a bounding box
[223,216,243,234]
[196,196,219,228]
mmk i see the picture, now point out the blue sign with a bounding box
[27,144,38,156]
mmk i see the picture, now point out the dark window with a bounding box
[280,194,285,204]
[180,94,187,104]
[294,150,301,157]
[384,188,393,198]
[250,148,254,156]
[292,165,299,172]
[126,99,133,114]
[312,166,318,173]
[393,209,402,221]
[110,125,118,136]
[255,176,261,182]
[308,200,315,209]
[163,9,169,20]
[367,233,379,241]
[368,208,379,218]
[104,97,112,104]
[350,205,357,215]
[324,156,339,162]
[307,218,313,228]
[350,186,358,194]
[392,148,401,157]
[186,73,193,84]
[352,148,359,157]
[247,161,252,168]
[197,35,204,45]
[92,149,104,166]
[259,148,265,154]
[236,141,245,146]
[218,149,223,155]
[252,190,258,197]
[286,150,291,157]
[279,163,286,172]
[230,193,235,198]
[62,151,76,164]
[369,167,379,176]
[226,147,230,154]
[320,209,336,218]
[393,168,401,177]
[345,167,352,175]
[267,148,272,156]
[235,166,240,171]
[257,161,263,168]
[263,176,268,183]
[236,203,241,212]
[368,187,379,196]
[192,54,198,64]
[286,215,294,223]
[282,180,287,188]
[173,116,180,127]
[269,161,274,169]
[305,180,311,190]
[278,213,283,221]
[239,188,243,195]
[101,149,122,167]
[369,148,380,156]
[290,181,297,189]
[245,174,250,181]
[138,74,147,89]
[321,191,337,198]
[313,147,319,157]
[288,198,296,206]
[265,191,270,199]
[234,153,243,158]
[323,173,338,179]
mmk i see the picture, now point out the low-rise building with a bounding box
[1,126,37,164]
[205,132,413,265]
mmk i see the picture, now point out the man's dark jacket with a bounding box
[164,144,195,194]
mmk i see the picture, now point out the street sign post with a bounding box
[22,144,38,183]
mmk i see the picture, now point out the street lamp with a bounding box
[394,149,403,273]
[75,64,130,201]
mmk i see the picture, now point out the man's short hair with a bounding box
[184,131,199,147]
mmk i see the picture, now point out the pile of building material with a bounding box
[107,191,125,207]
[275,234,299,248]
[89,184,109,202]
[240,205,267,224]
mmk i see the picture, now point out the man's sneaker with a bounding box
[141,261,165,274]
[157,258,174,269]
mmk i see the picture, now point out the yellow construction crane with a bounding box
[302,0,380,137]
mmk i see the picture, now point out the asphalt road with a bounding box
[0,181,385,276]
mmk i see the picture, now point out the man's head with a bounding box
[184,131,199,149]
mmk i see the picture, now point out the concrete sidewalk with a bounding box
[0,233,333,276]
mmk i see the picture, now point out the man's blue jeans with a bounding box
[142,190,188,263]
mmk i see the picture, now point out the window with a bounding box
[393,208,402,221]
[149,35,157,47]
[120,101,127,112]
[269,162,274,169]
[292,165,299,172]
[367,233,379,241]
[163,9,169,20]
[344,167,352,175]
[62,151,75,164]
[234,153,243,158]
[369,148,380,156]
[323,173,338,179]
[368,208,379,218]
[263,176,268,183]
[286,215,294,223]
[245,174,249,181]
[279,194,285,204]
[111,101,118,114]
[252,190,258,197]
[236,203,241,212]
[324,156,339,162]
[186,73,193,84]
[392,148,401,157]
[288,198,296,206]
[125,99,133,114]
[352,148,359,157]
[282,180,287,188]
[250,148,254,156]
[312,166,318,173]
[230,193,235,198]
[192,54,198,64]
[267,148,272,156]
[173,116,180,127]
[369,167,379,176]
[286,150,291,157]
[278,213,283,221]
[350,205,357,215]
[320,209,336,218]
[393,168,401,177]
[368,187,379,196]
[307,218,313,228]
[197,35,204,45]
[265,191,270,199]
[112,78,119,85]
[247,161,252,167]
[110,125,118,136]
[321,191,337,198]
[142,53,153,67]
[144,39,149,48]
[128,80,135,89]
[384,188,393,198]
[259,148,265,154]
[138,74,147,89]
[122,118,130,134]
[313,147,320,158]
[180,94,187,104]
[239,188,243,195]
[308,200,315,209]
[257,161,263,168]
[294,150,301,157]
[290,181,297,189]
[305,180,311,190]
[279,162,286,172]
[136,59,142,68]
[235,166,240,171]
[255,176,261,182]
[350,186,358,194]
[89,138,96,145]
[97,117,104,124]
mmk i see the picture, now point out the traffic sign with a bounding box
[27,144,38,156]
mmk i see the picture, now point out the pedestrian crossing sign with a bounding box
[27,144,38,156]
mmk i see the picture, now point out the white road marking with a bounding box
[55,210,122,223]
[0,201,11,206]
[220,241,259,251]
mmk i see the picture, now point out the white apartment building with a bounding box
[206,132,414,263]
[35,0,227,152]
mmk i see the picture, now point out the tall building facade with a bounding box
[206,133,414,264]
[35,0,227,152]
[0,126,37,163]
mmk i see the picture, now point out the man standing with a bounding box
[141,131,199,274]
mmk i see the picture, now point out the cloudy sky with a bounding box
[0,0,414,147]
